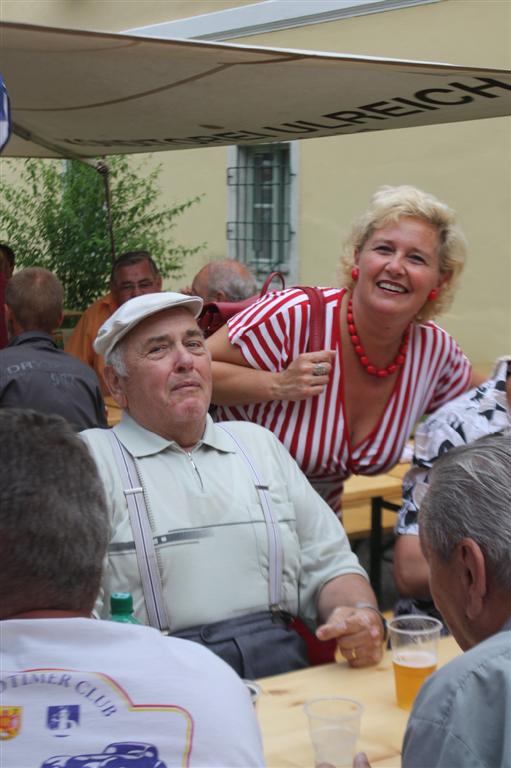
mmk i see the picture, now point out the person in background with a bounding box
[354,430,511,768]
[0,409,265,767]
[0,267,107,431]
[0,245,13,348]
[393,355,511,624]
[66,250,162,394]
[183,258,258,302]
[82,292,386,678]
[209,186,474,514]
[0,242,15,277]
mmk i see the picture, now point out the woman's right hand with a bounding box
[272,350,336,401]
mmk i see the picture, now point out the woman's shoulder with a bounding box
[414,319,451,336]
[262,284,342,306]
[228,285,342,333]
[412,320,464,351]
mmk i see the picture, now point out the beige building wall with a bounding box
[1,1,261,32]
[2,0,510,367]
[226,0,511,370]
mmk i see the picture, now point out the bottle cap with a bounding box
[110,591,133,614]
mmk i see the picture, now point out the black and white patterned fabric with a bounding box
[396,356,511,536]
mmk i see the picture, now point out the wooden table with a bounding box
[342,473,403,505]
[386,463,410,481]
[256,636,461,768]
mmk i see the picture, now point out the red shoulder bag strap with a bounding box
[260,278,325,351]
[301,286,325,353]
[260,271,286,296]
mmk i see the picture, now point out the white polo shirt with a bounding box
[82,414,366,630]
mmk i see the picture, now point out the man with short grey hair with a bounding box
[0,267,107,430]
[355,430,511,768]
[1,409,265,767]
[66,250,162,394]
[81,291,386,678]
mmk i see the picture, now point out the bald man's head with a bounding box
[191,260,257,302]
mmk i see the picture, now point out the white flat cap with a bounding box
[93,292,203,358]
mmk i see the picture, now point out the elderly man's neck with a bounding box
[128,410,207,449]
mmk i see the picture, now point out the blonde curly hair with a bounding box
[338,185,467,323]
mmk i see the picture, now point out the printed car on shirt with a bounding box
[41,741,166,768]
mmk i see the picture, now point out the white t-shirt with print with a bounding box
[1,618,265,768]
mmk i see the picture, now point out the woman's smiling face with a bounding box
[355,216,445,321]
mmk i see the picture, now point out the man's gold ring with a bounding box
[313,363,328,377]
[351,648,357,660]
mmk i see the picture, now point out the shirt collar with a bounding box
[113,411,237,458]
[8,331,55,348]
[104,292,119,310]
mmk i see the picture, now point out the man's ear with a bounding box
[457,538,487,620]
[104,365,128,409]
[5,304,22,337]
[155,275,163,291]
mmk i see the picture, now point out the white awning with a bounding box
[1,21,510,159]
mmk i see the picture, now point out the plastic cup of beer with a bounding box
[304,696,363,768]
[388,615,442,710]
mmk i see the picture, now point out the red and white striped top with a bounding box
[217,287,471,513]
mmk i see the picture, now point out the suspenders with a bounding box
[106,425,283,631]
[107,430,170,631]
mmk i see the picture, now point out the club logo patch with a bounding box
[47,705,80,736]
[0,706,22,740]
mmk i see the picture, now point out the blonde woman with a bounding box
[208,186,473,513]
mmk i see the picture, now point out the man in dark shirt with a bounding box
[0,267,107,430]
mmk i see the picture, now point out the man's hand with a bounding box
[353,752,371,768]
[315,606,383,667]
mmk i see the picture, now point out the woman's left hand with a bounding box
[273,349,336,401]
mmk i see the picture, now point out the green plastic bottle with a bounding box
[110,592,141,624]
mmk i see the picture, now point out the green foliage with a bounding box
[0,156,204,310]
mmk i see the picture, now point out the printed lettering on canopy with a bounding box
[1,22,510,159]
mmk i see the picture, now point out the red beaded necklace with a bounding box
[347,298,410,378]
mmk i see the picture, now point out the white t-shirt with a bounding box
[1,618,265,767]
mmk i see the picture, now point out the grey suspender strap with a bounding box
[217,424,283,612]
[106,429,170,632]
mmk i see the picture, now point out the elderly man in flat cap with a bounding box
[81,292,385,678]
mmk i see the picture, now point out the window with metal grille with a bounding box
[227,144,292,281]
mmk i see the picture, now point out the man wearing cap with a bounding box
[1,409,264,768]
[81,292,385,677]
[66,251,162,395]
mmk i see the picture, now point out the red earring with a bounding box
[427,288,438,302]
[351,266,359,282]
